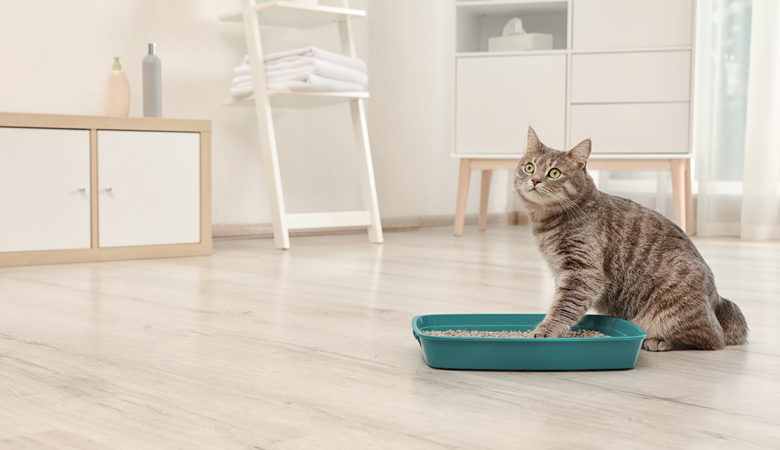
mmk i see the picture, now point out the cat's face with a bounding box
[514,127,592,207]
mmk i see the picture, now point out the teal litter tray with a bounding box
[412,314,647,371]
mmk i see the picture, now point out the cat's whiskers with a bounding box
[510,178,586,223]
[547,191,589,222]
[531,185,576,222]
[535,185,588,222]
[544,195,572,220]
[536,184,587,219]
[550,195,583,224]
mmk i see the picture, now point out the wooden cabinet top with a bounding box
[0,112,211,133]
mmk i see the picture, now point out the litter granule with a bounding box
[422,329,609,338]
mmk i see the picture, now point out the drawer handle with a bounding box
[105,186,113,192]
[78,187,87,193]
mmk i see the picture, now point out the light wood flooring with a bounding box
[1,225,779,449]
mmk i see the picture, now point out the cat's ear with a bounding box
[568,138,591,169]
[526,126,541,155]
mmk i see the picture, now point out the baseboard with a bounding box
[213,212,528,240]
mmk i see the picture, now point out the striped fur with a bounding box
[515,127,748,351]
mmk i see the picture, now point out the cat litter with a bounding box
[422,329,609,338]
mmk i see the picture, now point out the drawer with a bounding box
[570,103,689,154]
[455,54,566,155]
[573,0,694,50]
[571,51,691,104]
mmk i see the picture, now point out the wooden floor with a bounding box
[1,225,779,449]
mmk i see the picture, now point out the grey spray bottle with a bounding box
[142,43,162,117]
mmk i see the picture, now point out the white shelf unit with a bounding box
[219,0,382,250]
[452,0,697,235]
[456,0,569,53]
[0,113,212,268]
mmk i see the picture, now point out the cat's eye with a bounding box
[523,163,535,174]
[548,168,561,179]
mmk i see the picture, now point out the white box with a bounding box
[488,33,553,52]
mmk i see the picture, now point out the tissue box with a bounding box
[488,33,554,52]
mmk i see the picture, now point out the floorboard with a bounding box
[0,225,778,449]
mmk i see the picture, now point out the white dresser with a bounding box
[0,113,212,267]
[453,0,696,235]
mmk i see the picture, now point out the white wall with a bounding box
[0,0,505,228]
[368,0,512,219]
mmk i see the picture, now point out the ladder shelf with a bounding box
[220,0,382,249]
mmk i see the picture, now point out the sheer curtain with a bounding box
[696,0,780,240]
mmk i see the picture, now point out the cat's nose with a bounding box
[531,179,541,186]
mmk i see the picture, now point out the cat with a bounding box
[514,126,748,351]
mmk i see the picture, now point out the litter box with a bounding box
[412,314,647,371]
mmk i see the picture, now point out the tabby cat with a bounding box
[515,127,748,351]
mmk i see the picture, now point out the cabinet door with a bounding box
[570,103,690,154]
[0,127,91,253]
[573,0,694,50]
[456,54,566,155]
[97,130,200,248]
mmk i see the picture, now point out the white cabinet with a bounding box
[97,130,201,248]
[573,0,694,50]
[452,0,698,235]
[456,54,566,155]
[453,0,696,157]
[0,113,211,268]
[0,127,91,253]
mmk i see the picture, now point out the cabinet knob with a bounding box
[78,187,87,193]
[105,186,113,192]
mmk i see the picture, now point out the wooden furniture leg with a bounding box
[454,159,472,236]
[479,170,492,232]
[455,158,517,235]
[670,158,687,234]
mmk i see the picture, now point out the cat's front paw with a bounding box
[642,338,673,352]
[531,323,568,338]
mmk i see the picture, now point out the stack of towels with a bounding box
[231,47,368,98]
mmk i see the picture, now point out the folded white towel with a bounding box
[229,47,367,97]
[262,47,367,72]
[264,71,359,87]
[236,49,366,74]
[232,74,252,86]
[265,58,368,86]
[231,74,364,98]
[231,82,254,98]
[233,61,368,88]
[268,74,365,92]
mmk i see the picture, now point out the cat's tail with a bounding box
[716,297,749,345]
